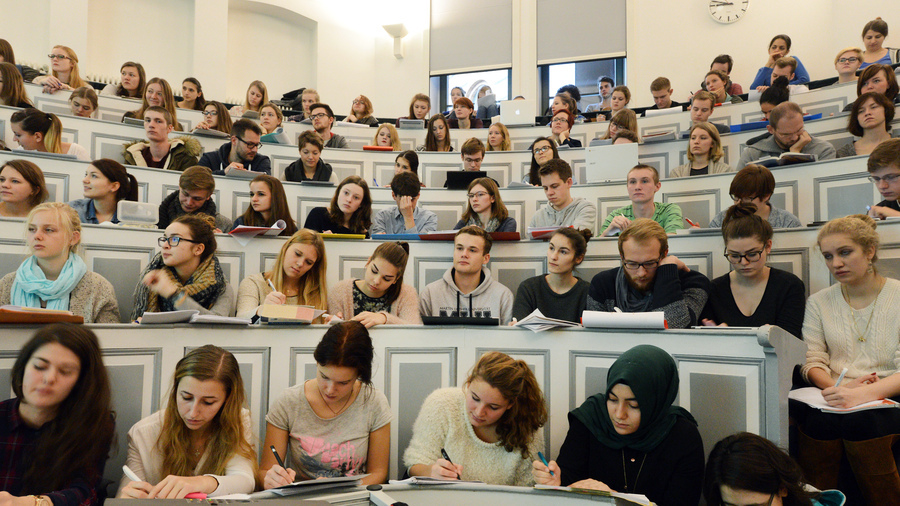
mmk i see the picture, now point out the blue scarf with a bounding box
[11,253,87,311]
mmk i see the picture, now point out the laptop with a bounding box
[499,99,536,126]
[444,170,486,190]
[398,118,425,129]
[583,143,639,183]
[643,106,683,117]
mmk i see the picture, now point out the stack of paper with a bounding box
[139,310,251,325]
[514,309,580,333]
[789,387,900,413]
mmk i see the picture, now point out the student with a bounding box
[646,77,681,111]
[124,77,183,131]
[529,159,597,234]
[612,129,640,145]
[67,86,97,118]
[475,85,499,120]
[454,177,516,232]
[235,229,326,320]
[708,165,802,229]
[32,45,87,93]
[394,150,420,179]
[343,95,378,126]
[303,175,372,235]
[193,101,233,136]
[700,203,806,337]
[328,241,421,326]
[859,17,893,68]
[549,110,581,147]
[419,226,514,324]
[599,109,639,142]
[587,219,710,328]
[854,63,900,108]
[698,54,743,95]
[132,214,235,319]
[102,61,146,98]
[486,122,511,151]
[122,106,201,171]
[609,85,631,115]
[448,97,484,129]
[396,93,431,127]
[736,102,837,168]
[513,227,591,322]
[550,92,578,118]
[371,123,401,151]
[758,76,791,121]
[283,131,335,182]
[706,70,743,104]
[704,432,846,506]
[68,158,138,224]
[198,119,271,176]
[866,138,900,219]
[837,92,894,158]
[525,138,559,186]
[309,103,349,149]
[421,114,453,152]
[834,47,863,84]
[0,62,33,107]
[459,137,485,172]
[794,214,900,503]
[118,346,256,499]
[446,86,465,118]
[755,57,809,94]
[669,123,731,178]
[0,202,120,322]
[260,322,391,486]
[750,34,811,89]
[533,345,704,505]
[11,108,90,161]
[0,159,48,218]
[258,102,283,136]
[405,351,547,485]
[230,174,298,235]
[602,165,683,236]
[584,76,615,112]
[0,324,115,506]
[370,171,437,235]
[157,166,232,232]
[289,88,320,121]
[229,80,267,116]
[176,77,205,111]
[689,91,730,134]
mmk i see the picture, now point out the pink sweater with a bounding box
[327,279,422,324]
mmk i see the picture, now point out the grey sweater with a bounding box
[736,135,836,169]
[419,267,514,324]
[528,198,597,235]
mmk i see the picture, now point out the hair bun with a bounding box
[396,241,410,254]
[848,213,877,230]
[577,227,594,241]
[771,75,790,89]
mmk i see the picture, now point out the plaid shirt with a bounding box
[0,398,102,506]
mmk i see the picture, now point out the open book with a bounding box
[228,219,287,246]
[250,475,363,498]
[751,152,817,168]
[514,308,580,333]
[789,386,900,413]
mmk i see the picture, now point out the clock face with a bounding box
[709,0,749,24]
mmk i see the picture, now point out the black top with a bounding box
[557,414,704,506]
[877,198,900,212]
[560,137,583,148]
[303,206,367,236]
[700,267,806,338]
[512,275,589,322]
[689,166,709,176]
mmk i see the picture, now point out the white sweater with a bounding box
[801,278,900,383]
[402,387,542,486]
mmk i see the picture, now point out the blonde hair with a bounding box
[244,81,268,112]
[486,122,511,151]
[834,47,863,65]
[618,218,667,258]
[266,229,328,314]
[686,122,724,163]
[26,202,82,256]
[50,45,87,89]
[817,214,880,263]
[372,123,401,151]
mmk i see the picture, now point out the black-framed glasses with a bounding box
[236,137,261,149]
[868,174,900,184]
[837,57,859,63]
[551,117,568,124]
[724,249,764,264]
[309,113,329,120]
[158,235,201,247]
[47,54,70,60]
[623,259,662,271]
[201,110,218,117]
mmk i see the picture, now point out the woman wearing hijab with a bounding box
[533,345,704,506]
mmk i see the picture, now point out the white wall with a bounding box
[0,0,52,69]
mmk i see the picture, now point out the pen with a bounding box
[267,278,277,292]
[122,465,141,483]
[834,367,849,387]
[537,451,555,476]
[685,217,698,227]
[270,445,286,469]
[440,448,461,479]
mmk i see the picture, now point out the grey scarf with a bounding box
[614,266,653,312]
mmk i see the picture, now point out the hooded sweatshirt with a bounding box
[418,266,513,324]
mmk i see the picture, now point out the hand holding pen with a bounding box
[264,445,297,489]
[531,451,561,487]
[264,278,287,305]
[432,448,463,480]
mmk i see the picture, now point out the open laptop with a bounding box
[584,143,639,183]
[444,170,487,190]
[499,99,536,126]
[398,118,425,129]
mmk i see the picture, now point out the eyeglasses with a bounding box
[467,191,489,199]
[724,249,764,264]
[47,54,70,60]
[309,113,329,120]
[201,110,218,117]
[237,137,261,149]
[838,57,859,64]
[868,174,900,184]
[533,146,552,155]
[729,194,761,202]
[158,235,201,247]
[623,259,662,271]
[551,118,568,124]
[352,99,363,105]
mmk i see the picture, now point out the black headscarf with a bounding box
[570,344,697,452]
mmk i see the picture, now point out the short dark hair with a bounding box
[848,92,894,137]
[599,76,615,87]
[556,84,581,102]
[868,138,900,173]
[390,170,421,198]
[460,137,485,157]
[539,158,572,181]
[857,64,899,100]
[297,129,324,151]
[145,105,172,125]
[613,128,640,144]
[456,225,492,254]
[396,150,419,175]
[309,102,334,118]
[768,102,803,129]
[650,77,671,92]
[730,164,775,200]
[231,118,262,138]
[710,54,734,73]
[314,321,374,385]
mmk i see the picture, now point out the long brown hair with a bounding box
[12,324,115,493]
[91,158,139,203]
[130,77,180,130]
[0,62,32,107]
[466,351,547,457]
[173,214,217,262]
[327,175,372,234]
[408,93,430,119]
[1,160,47,208]
[367,241,409,305]
[157,345,257,482]
[241,175,298,235]
[424,114,452,151]
[116,61,146,98]
[461,177,508,224]
[204,101,233,135]
[266,229,328,312]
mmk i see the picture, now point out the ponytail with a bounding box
[10,108,62,153]
[44,113,62,154]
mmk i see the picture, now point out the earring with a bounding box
[867,261,875,274]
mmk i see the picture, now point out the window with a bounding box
[431,68,512,114]
[539,57,626,115]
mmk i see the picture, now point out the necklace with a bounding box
[841,277,885,342]
[621,449,647,493]
[319,384,353,417]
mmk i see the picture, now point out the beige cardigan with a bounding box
[328,278,422,324]
[0,270,121,323]
[668,159,733,178]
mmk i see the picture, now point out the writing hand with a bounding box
[118,481,153,499]
[264,290,287,305]
[531,459,561,486]
[264,465,296,489]
[430,458,463,480]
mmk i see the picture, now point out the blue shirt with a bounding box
[68,199,119,224]
[370,206,438,235]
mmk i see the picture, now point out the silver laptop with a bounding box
[499,99,535,126]
[584,143,639,183]
[398,119,425,129]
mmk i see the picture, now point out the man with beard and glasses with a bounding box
[586,219,710,328]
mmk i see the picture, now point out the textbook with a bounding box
[582,310,668,329]
[515,308,580,332]
[0,306,83,324]
[750,152,817,168]
[789,386,900,413]
[229,220,287,246]
[534,485,652,505]
[528,225,572,240]
[259,304,327,324]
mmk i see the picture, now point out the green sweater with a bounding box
[601,202,684,234]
